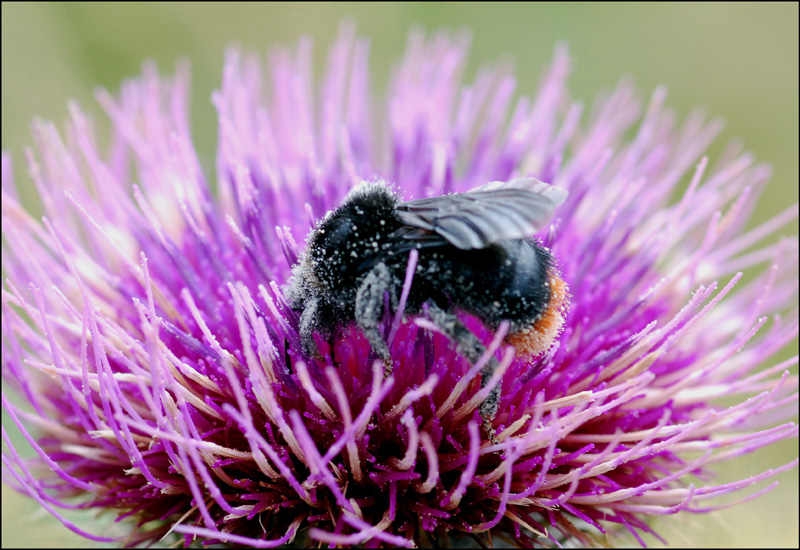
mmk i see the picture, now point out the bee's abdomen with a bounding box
[428,239,568,359]
[505,271,568,358]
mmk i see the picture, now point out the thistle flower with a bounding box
[2,26,798,548]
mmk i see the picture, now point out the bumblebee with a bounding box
[286,178,568,431]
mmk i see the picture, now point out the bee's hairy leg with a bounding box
[426,303,501,442]
[355,263,395,377]
[298,298,324,362]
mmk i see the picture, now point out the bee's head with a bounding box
[288,181,401,305]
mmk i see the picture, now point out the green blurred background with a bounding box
[2,2,797,547]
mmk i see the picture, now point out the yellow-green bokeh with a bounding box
[2,2,797,547]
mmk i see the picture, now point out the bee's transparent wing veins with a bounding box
[395,178,567,250]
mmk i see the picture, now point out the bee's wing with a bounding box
[394,178,567,250]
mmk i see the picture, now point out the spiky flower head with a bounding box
[2,26,798,547]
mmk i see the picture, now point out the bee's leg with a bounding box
[355,264,395,377]
[426,303,501,441]
[298,298,323,361]
[284,339,293,374]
